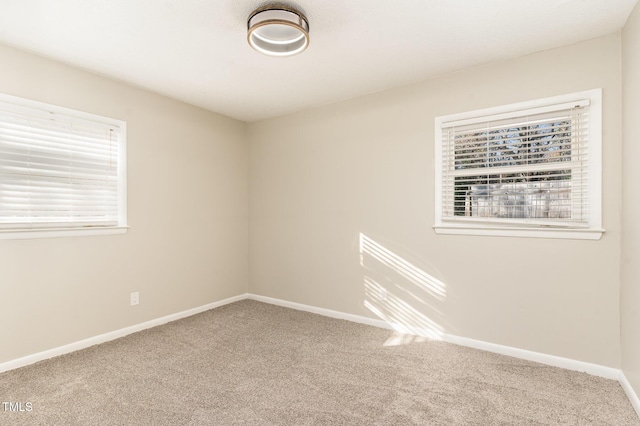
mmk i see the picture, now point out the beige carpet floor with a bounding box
[0,300,638,425]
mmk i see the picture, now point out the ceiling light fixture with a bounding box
[247,5,309,57]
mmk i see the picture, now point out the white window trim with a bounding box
[434,89,603,240]
[0,226,128,240]
[0,93,128,240]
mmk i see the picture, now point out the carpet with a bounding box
[0,300,637,425]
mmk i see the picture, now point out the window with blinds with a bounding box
[0,93,127,238]
[434,90,603,240]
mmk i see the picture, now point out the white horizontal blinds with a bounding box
[441,101,589,227]
[0,99,121,229]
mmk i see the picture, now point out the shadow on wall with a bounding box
[359,233,453,344]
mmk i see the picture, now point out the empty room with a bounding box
[1,0,639,424]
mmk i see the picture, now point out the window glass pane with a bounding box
[454,117,573,171]
[453,172,572,219]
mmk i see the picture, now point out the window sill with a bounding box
[433,224,604,240]
[0,226,129,240]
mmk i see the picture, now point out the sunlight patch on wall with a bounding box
[364,276,444,340]
[359,233,446,300]
[359,233,448,343]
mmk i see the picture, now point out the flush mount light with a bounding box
[247,5,309,57]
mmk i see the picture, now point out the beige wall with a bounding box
[0,44,248,363]
[0,28,629,374]
[249,35,622,367]
[622,2,640,398]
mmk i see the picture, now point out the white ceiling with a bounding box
[0,0,636,122]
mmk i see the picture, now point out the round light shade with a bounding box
[247,6,309,57]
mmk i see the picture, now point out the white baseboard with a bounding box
[248,294,394,330]
[0,293,248,374]
[248,293,620,380]
[620,371,640,418]
[0,292,628,390]
[442,334,619,380]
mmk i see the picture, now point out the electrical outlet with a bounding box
[130,292,139,306]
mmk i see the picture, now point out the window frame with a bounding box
[0,93,128,240]
[434,89,603,240]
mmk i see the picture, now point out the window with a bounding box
[0,93,127,239]
[434,89,603,240]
